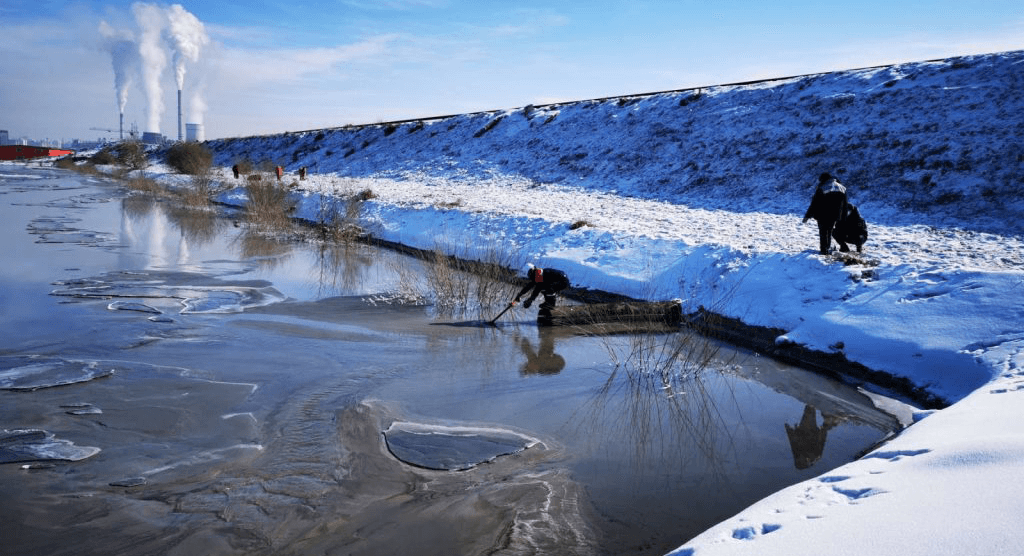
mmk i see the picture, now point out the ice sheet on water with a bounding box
[27,215,119,247]
[0,357,114,391]
[0,429,101,464]
[51,269,286,314]
[384,421,540,471]
[108,301,162,314]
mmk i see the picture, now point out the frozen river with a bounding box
[0,165,900,555]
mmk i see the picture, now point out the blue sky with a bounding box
[2,1,1021,142]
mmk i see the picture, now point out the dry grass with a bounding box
[176,171,214,208]
[419,238,521,319]
[124,175,162,194]
[245,173,294,231]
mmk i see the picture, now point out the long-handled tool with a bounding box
[488,301,517,325]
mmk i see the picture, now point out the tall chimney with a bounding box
[119,112,124,141]
[177,89,183,141]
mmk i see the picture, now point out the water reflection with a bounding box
[121,195,227,272]
[309,241,375,298]
[234,229,293,269]
[785,405,842,470]
[519,327,566,375]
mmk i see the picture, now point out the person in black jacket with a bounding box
[513,264,570,314]
[803,172,849,254]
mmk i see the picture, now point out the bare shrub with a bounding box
[124,175,161,194]
[90,148,117,165]
[116,141,148,171]
[570,220,591,230]
[245,177,293,231]
[53,157,78,170]
[179,171,213,207]
[234,159,254,175]
[420,238,521,319]
[166,142,213,175]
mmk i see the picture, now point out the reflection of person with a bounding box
[802,172,848,255]
[784,405,840,470]
[519,329,565,375]
[513,264,570,316]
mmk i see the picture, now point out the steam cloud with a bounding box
[98,22,138,116]
[99,3,209,135]
[166,4,208,91]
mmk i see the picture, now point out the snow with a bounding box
[144,49,1024,554]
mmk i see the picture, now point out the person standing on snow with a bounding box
[512,264,570,316]
[802,172,849,255]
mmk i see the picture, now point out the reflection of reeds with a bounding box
[311,241,375,298]
[578,328,742,476]
[121,194,156,221]
[235,229,293,268]
[166,205,223,245]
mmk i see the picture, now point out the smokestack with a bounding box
[177,89,183,141]
[120,111,124,141]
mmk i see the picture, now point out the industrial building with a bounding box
[0,145,74,161]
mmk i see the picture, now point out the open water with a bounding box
[0,165,900,555]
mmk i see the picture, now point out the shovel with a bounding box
[488,301,517,325]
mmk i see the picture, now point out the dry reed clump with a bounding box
[55,157,101,176]
[244,173,294,231]
[124,175,162,194]
[312,189,373,244]
[419,239,521,319]
[176,171,214,208]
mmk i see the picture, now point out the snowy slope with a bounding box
[181,49,1024,555]
[208,50,1024,235]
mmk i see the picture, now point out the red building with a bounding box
[0,145,74,161]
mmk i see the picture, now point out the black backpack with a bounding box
[836,204,868,246]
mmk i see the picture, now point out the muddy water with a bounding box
[0,165,900,556]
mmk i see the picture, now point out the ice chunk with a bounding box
[108,301,162,314]
[0,429,100,464]
[0,359,114,391]
[384,422,539,471]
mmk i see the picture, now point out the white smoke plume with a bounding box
[165,4,209,91]
[190,90,208,126]
[98,21,138,116]
[99,3,210,136]
[133,2,168,133]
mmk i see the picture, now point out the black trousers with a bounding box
[817,219,848,254]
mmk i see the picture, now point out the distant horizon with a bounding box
[2,1,1021,142]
